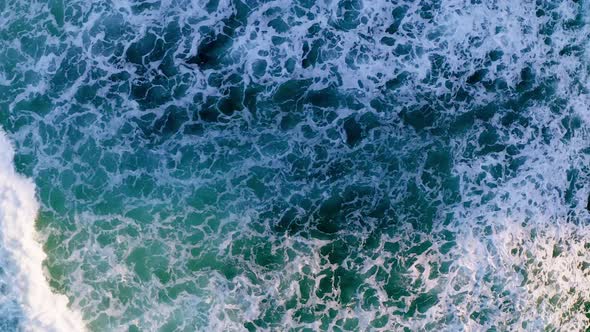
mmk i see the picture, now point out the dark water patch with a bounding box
[187,0,251,69]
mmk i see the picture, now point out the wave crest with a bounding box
[0,130,85,331]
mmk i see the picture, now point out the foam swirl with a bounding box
[0,130,85,331]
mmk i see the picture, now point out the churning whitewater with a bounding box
[2,0,590,330]
[0,131,85,331]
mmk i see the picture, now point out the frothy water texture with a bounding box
[2,0,590,330]
[0,131,85,331]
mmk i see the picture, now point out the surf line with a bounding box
[0,130,86,331]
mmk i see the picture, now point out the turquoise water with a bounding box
[2,0,590,330]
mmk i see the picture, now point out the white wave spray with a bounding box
[0,130,86,331]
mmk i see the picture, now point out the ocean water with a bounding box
[1,0,590,331]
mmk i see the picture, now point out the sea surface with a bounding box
[1,0,590,331]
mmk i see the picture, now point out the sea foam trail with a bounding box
[0,130,86,332]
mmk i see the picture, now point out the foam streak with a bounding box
[0,130,86,332]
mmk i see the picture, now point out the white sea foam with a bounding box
[0,130,86,331]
